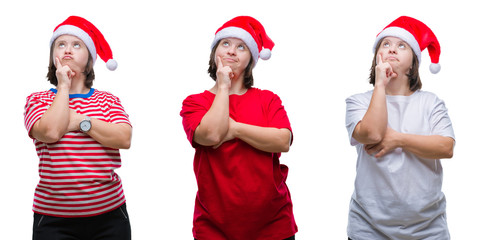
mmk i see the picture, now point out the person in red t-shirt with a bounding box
[24,16,132,240]
[180,16,297,240]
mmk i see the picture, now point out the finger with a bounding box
[213,142,222,149]
[375,149,385,158]
[55,57,62,69]
[216,56,223,69]
[376,53,383,65]
[386,67,397,78]
[390,71,398,78]
[229,72,235,79]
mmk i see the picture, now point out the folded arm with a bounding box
[214,118,291,153]
[365,127,454,159]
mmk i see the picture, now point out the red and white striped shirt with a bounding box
[24,88,131,217]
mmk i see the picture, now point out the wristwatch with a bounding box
[80,116,92,132]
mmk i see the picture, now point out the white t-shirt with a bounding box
[345,90,455,240]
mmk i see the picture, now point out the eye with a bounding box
[74,43,81,48]
[222,41,230,47]
[238,44,245,50]
[58,42,65,48]
[399,43,406,49]
[383,42,390,47]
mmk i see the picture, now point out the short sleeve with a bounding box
[345,92,370,146]
[429,95,455,140]
[24,93,50,139]
[108,94,131,126]
[264,91,293,144]
[180,93,212,147]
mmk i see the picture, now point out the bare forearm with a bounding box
[31,89,70,143]
[87,120,132,149]
[353,85,388,144]
[398,133,454,159]
[194,87,230,146]
[233,123,291,153]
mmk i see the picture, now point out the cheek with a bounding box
[240,52,252,65]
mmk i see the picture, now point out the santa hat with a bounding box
[373,16,441,74]
[211,16,274,66]
[50,16,117,71]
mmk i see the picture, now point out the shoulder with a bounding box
[91,89,122,102]
[248,87,281,101]
[414,90,440,99]
[412,90,444,104]
[26,89,55,102]
[346,90,373,104]
[182,90,214,104]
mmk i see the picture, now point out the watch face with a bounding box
[80,121,91,131]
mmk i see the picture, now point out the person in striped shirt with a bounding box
[24,16,132,240]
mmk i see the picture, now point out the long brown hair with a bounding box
[46,41,95,88]
[207,41,255,89]
[369,39,422,91]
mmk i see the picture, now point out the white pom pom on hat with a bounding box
[260,49,272,60]
[373,16,441,74]
[50,16,117,71]
[429,63,441,74]
[211,16,274,67]
[106,59,118,71]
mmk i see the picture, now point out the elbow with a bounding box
[443,147,454,159]
[120,139,131,149]
[199,128,225,146]
[41,128,64,143]
[354,130,383,145]
[206,134,223,146]
[118,132,132,149]
[367,132,383,145]
[353,123,384,145]
[280,143,290,153]
[441,138,455,159]
[277,130,292,153]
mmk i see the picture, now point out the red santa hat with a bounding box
[50,16,117,71]
[211,16,274,66]
[373,16,441,74]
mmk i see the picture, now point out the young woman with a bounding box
[345,16,455,239]
[180,16,297,240]
[24,16,132,240]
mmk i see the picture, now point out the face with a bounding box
[376,36,414,75]
[52,35,90,74]
[215,38,252,74]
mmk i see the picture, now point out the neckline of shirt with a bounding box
[50,88,95,98]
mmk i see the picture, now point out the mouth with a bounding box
[62,56,73,60]
[223,57,237,63]
[385,56,398,61]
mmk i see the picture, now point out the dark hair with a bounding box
[46,42,95,88]
[369,39,422,91]
[207,41,255,89]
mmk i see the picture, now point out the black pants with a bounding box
[33,204,131,240]
[195,235,295,240]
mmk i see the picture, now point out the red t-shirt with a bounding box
[180,88,297,240]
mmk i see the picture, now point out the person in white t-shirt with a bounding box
[345,16,455,240]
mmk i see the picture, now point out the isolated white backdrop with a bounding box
[1,0,477,239]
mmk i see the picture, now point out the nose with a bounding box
[64,44,73,54]
[227,45,236,56]
[389,44,398,54]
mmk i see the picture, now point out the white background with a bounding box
[1,0,477,239]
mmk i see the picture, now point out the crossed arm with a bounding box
[352,55,453,160]
[352,85,453,160]
[192,88,291,153]
[30,86,131,149]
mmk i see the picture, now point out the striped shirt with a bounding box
[24,88,131,217]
